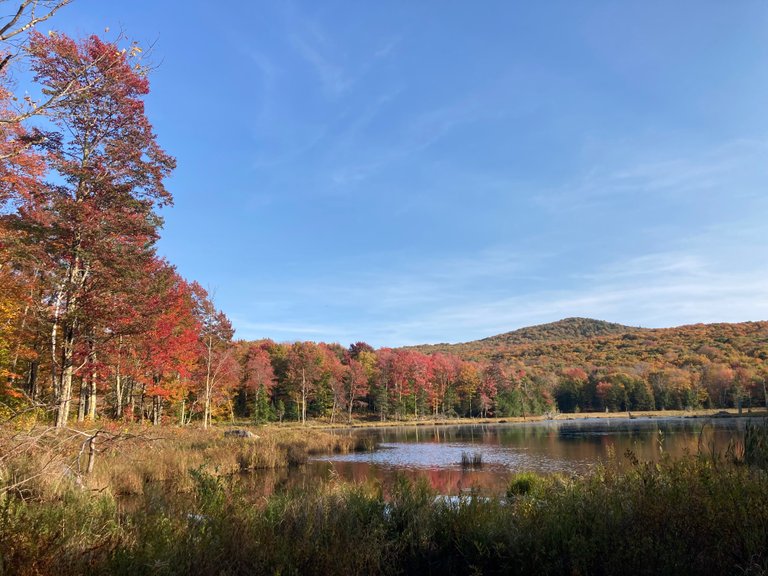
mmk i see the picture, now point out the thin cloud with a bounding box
[576,252,707,282]
[246,50,277,125]
[290,32,353,97]
[374,36,401,59]
[233,319,348,341]
[285,4,354,98]
[535,139,768,214]
[386,247,768,345]
[326,97,493,188]
[230,239,768,347]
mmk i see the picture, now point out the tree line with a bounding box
[212,339,768,424]
[0,2,233,428]
[1,3,766,428]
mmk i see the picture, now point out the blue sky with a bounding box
[42,0,768,346]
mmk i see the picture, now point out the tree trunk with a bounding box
[139,382,146,424]
[127,378,135,420]
[50,289,63,401]
[203,335,213,429]
[115,369,123,419]
[55,325,75,428]
[77,378,86,422]
[26,360,38,399]
[86,433,98,475]
[185,402,194,426]
[152,395,161,425]
[87,351,97,420]
[51,292,61,402]
[763,378,767,408]
[54,255,88,429]
[114,337,123,418]
[301,368,307,425]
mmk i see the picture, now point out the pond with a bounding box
[291,416,758,496]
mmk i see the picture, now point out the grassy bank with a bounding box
[0,424,368,499]
[2,451,768,575]
[306,407,768,431]
[1,422,768,575]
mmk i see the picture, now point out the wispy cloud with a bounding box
[229,247,554,344]
[374,36,401,59]
[326,96,495,188]
[232,318,350,342]
[245,50,277,125]
[576,252,707,281]
[290,28,353,98]
[230,233,768,347]
[378,245,768,345]
[535,139,768,213]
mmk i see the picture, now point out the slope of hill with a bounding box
[477,317,643,346]
[408,318,768,373]
[410,318,643,356]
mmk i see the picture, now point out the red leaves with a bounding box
[243,345,276,395]
[145,268,202,381]
[0,79,46,205]
[562,367,589,383]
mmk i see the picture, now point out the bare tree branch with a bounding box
[0,1,71,42]
[0,1,75,122]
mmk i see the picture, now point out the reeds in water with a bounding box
[460,451,483,469]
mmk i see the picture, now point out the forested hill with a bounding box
[407,318,768,372]
[408,318,643,354]
[479,317,642,346]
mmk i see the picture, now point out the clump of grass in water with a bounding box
[728,419,768,469]
[460,451,483,469]
[744,420,768,468]
[353,435,378,452]
[507,471,543,497]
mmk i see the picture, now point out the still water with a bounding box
[295,417,756,495]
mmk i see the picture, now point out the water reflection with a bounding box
[298,417,755,495]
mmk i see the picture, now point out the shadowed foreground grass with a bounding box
[2,424,768,575]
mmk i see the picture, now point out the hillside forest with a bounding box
[1,9,768,429]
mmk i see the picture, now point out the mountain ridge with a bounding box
[407,317,644,351]
[404,318,768,372]
[476,317,643,345]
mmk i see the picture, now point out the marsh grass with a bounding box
[729,419,768,469]
[460,451,483,469]
[86,426,361,496]
[0,424,365,504]
[506,470,543,497]
[3,424,768,575]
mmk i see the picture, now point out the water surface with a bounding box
[300,417,756,495]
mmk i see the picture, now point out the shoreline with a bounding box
[246,407,768,433]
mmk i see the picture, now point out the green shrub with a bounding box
[506,471,543,497]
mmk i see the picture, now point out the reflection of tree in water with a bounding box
[316,418,760,495]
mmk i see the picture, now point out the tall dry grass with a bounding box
[0,424,362,499]
[2,422,768,575]
[90,425,361,496]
